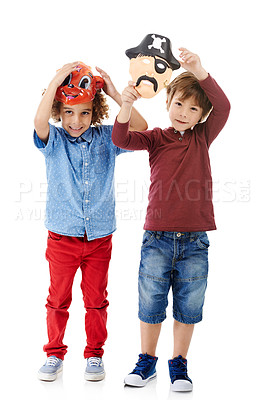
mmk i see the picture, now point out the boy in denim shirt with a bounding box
[112,48,230,391]
[34,62,147,381]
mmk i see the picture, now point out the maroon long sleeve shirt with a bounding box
[112,74,230,232]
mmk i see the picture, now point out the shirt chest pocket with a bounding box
[91,144,109,174]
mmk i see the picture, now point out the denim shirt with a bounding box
[34,123,128,240]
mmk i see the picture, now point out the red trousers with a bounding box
[44,231,112,360]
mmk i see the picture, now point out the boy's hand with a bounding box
[117,82,141,124]
[95,66,119,99]
[121,81,141,106]
[178,48,208,80]
[50,61,80,88]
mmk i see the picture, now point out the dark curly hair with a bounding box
[50,91,109,126]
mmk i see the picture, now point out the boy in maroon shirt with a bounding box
[112,48,230,391]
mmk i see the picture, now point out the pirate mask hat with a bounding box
[126,33,180,70]
[55,62,105,105]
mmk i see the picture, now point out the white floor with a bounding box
[6,346,263,400]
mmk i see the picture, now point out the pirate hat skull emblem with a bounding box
[148,34,166,53]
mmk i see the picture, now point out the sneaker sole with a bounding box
[124,372,157,387]
[38,366,63,382]
[84,371,105,381]
[171,379,193,392]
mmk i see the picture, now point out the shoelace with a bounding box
[46,357,60,367]
[87,357,102,367]
[132,354,155,374]
[169,356,187,378]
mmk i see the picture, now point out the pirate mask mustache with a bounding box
[136,75,158,92]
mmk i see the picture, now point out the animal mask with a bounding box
[55,63,105,105]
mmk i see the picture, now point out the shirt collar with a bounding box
[166,127,192,135]
[64,126,93,143]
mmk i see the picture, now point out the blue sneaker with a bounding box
[168,355,193,392]
[38,356,63,381]
[124,353,158,387]
[84,357,105,381]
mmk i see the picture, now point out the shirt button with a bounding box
[86,217,89,221]
[85,163,88,166]
[82,145,86,148]
[177,232,182,237]
[85,181,88,184]
[179,137,183,141]
[85,200,89,203]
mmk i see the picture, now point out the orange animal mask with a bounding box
[55,63,105,105]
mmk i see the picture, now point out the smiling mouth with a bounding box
[176,119,188,124]
[69,126,83,131]
[141,80,152,85]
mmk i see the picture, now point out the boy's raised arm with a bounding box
[116,81,141,126]
[112,82,155,150]
[178,47,208,81]
[34,62,79,143]
[96,67,147,131]
[178,48,230,144]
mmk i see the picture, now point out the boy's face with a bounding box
[167,91,203,131]
[59,102,93,137]
[129,55,172,98]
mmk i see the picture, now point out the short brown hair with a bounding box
[166,72,212,121]
[51,91,109,126]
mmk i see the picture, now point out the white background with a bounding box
[1,0,264,399]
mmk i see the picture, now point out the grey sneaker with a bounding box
[84,357,105,381]
[38,356,63,381]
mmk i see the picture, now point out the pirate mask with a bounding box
[129,55,173,98]
[55,63,104,105]
[126,34,180,99]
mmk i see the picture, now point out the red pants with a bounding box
[44,231,112,360]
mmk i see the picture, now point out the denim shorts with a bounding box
[138,231,209,325]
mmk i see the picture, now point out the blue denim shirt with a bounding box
[34,123,128,240]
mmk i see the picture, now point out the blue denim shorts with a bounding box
[138,231,209,325]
